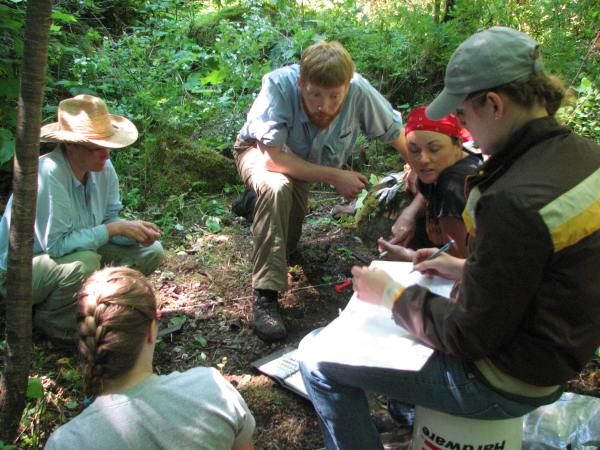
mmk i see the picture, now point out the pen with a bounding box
[409,239,455,273]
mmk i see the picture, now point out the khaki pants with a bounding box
[234,139,309,292]
[0,241,164,341]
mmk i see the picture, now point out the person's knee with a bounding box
[254,176,296,222]
[300,361,323,385]
[257,173,294,202]
[73,251,102,279]
[138,241,165,275]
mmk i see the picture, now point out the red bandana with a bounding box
[404,106,472,143]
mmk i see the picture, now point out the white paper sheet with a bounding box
[299,261,454,371]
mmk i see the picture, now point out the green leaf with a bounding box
[64,368,82,382]
[65,400,79,410]
[205,216,222,233]
[26,377,44,399]
[354,188,369,211]
[195,334,208,347]
[0,18,22,31]
[0,128,15,165]
[336,246,353,258]
[201,68,228,86]
[169,315,187,328]
[0,439,15,450]
[184,72,203,91]
[581,77,591,89]
[51,10,78,23]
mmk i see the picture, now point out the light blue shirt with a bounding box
[0,146,133,271]
[238,64,403,168]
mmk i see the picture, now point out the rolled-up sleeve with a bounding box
[354,76,403,143]
[102,166,137,246]
[240,73,293,147]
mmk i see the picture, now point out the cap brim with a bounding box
[426,88,467,121]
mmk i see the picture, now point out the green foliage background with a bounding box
[0,1,599,446]
[1,0,599,213]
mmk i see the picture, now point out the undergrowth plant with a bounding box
[559,76,600,143]
[2,0,598,206]
[1,0,600,447]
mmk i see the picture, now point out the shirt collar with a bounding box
[57,146,99,191]
[466,116,570,194]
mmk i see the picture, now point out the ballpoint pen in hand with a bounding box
[409,239,455,273]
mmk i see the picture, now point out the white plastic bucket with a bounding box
[412,406,523,450]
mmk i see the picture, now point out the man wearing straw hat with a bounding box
[0,94,165,343]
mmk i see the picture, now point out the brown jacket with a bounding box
[392,117,600,386]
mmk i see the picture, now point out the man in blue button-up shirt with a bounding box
[234,41,407,340]
[0,95,165,343]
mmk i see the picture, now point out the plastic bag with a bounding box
[522,392,600,449]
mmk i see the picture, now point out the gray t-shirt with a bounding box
[45,367,255,450]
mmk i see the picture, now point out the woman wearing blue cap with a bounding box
[301,27,600,450]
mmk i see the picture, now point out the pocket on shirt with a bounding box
[338,128,352,140]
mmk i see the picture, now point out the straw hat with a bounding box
[40,94,138,148]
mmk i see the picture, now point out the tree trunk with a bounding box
[433,0,441,24]
[443,0,456,22]
[0,0,52,442]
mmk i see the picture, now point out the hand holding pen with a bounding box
[409,239,455,273]
[411,240,465,280]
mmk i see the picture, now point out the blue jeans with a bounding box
[299,352,562,450]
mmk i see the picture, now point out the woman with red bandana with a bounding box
[379,106,482,261]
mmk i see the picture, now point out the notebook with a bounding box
[252,261,454,399]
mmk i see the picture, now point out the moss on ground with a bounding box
[146,135,239,198]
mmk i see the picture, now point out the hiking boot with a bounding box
[252,289,286,341]
[232,190,257,222]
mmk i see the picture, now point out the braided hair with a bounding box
[77,267,157,399]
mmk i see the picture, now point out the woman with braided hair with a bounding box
[45,267,255,450]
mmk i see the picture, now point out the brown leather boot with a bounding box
[252,289,286,341]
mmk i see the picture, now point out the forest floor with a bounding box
[4,189,600,449]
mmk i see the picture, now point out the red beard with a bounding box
[301,97,341,130]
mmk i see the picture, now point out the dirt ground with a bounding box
[135,190,600,449]
[3,189,600,448]
[149,191,393,450]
